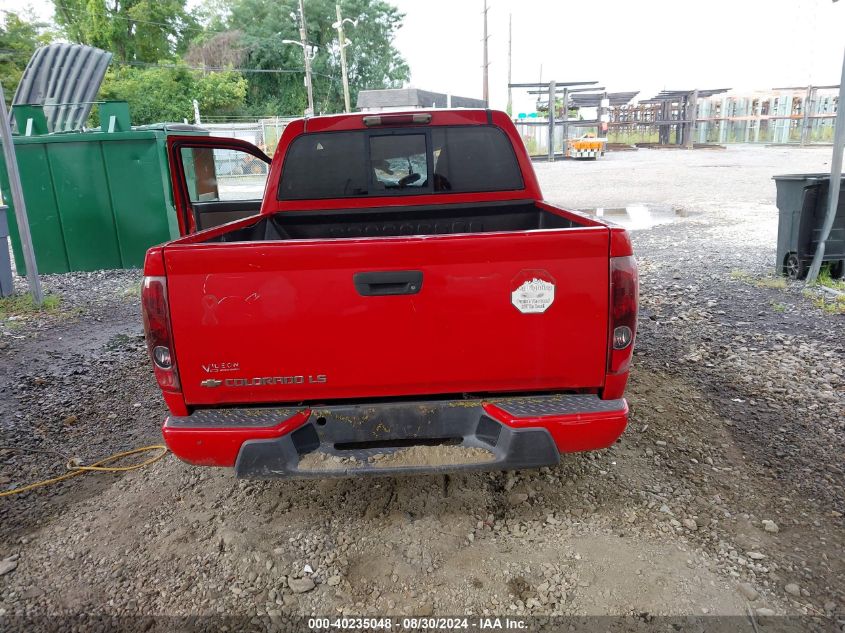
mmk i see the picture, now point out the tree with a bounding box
[52,0,200,63]
[98,64,247,124]
[0,10,53,104]
[219,0,409,115]
[184,30,247,69]
[192,0,233,33]
[536,96,578,119]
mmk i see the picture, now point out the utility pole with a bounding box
[800,85,813,146]
[482,0,489,107]
[684,89,699,149]
[547,80,556,162]
[298,0,315,116]
[0,84,43,305]
[506,13,512,116]
[335,4,352,113]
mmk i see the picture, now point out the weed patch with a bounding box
[0,293,61,320]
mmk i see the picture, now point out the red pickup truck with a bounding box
[142,109,638,478]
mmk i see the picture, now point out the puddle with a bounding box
[577,204,698,230]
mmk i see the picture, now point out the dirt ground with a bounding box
[1,145,843,630]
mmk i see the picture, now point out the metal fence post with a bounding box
[0,84,43,304]
[561,86,569,156]
[0,205,12,297]
[806,49,845,284]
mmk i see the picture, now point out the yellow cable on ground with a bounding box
[0,445,168,498]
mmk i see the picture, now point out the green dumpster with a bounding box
[0,101,208,275]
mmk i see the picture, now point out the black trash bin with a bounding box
[773,173,845,279]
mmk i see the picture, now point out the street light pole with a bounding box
[335,4,352,113]
[298,0,315,116]
[507,13,512,116]
[482,0,489,107]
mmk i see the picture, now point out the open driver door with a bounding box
[167,136,271,235]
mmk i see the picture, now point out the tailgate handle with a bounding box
[354,271,423,296]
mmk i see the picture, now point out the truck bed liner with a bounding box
[204,201,582,243]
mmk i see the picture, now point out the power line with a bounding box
[117,60,302,75]
[13,4,306,41]
[49,3,202,32]
[3,5,335,77]
[4,5,320,48]
[2,47,336,77]
[118,60,336,80]
[1,47,337,79]
[4,4,347,111]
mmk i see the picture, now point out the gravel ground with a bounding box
[0,145,843,629]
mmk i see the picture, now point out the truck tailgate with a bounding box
[164,227,610,406]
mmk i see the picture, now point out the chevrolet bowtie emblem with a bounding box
[200,379,223,388]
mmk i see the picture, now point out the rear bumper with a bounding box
[163,394,628,478]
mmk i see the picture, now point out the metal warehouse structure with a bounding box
[635,88,730,148]
[510,80,640,159]
[510,77,839,152]
[608,86,840,146]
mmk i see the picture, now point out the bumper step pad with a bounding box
[493,394,625,418]
[167,407,301,428]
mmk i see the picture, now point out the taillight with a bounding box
[362,113,431,127]
[608,255,638,374]
[141,276,181,392]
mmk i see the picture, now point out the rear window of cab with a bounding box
[277,126,524,200]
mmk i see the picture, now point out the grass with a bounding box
[607,131,661,145]
[520,135,541,156]
[756,277,788,290]
[729,269,754,283]
[815,266,845,291]
[729,269,787,289]
[121,281,142,299]
[0,292,61,320]
[801,265,845,314]
[729,267,845,314]
[810,293,845,315]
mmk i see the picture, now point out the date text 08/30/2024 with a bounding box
[307,617,528,630]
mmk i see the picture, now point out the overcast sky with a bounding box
[5,0,845,113]
[391,0,845,112]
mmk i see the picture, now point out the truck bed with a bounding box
[201,201,583,243]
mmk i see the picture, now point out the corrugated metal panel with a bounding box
[356,88,485,110]
[569,92,639,107]
[357,88,417,108]
[12,43,112,133]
